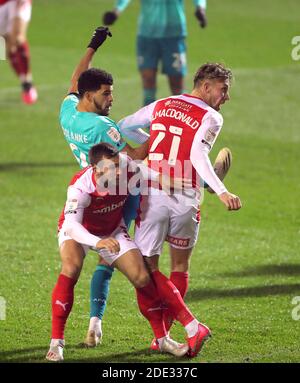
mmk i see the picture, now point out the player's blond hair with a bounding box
[193,63,233,87]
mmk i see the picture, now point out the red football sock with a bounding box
[51,274,77,339]
[152,270,194,327]
[163,272,189,331]
[17,41,30,76]
[8,42,30,79]
[136,279,167,339]
[8,50,23,78]
[170,272,189,298]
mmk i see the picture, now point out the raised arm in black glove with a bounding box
[87,26,112,51]
[102,10,119,26]
[195,7,207,28]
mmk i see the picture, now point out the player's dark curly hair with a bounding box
[78,68,113,97]
[193,63,233,87]
[89,142,118,165]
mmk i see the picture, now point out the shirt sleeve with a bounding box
[59,94,79,122]
[190,111,228,195]
[62,186,101,247]
[118,102,156,142]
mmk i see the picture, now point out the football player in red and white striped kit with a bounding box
[118,63,242,350]
[46,142,211,361]
[0,0,37,104]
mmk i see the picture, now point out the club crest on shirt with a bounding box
[204,128,216,143]
[107,127,121,143]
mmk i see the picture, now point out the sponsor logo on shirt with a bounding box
[93,200,126,214]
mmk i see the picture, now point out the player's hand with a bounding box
[87,26,112,51]
[96,237,120,253]
[103,10,119,26]
[218,192,242,211]
[195,7,207,28]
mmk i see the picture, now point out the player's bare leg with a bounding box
[168,75,184,95]
[8,16,37,104]
[113,249,188,357]
[140,68,157,106]
[46,240,85,361]
[83,256,111,348]
[147,249,191,350]
[207,148,232,193]
[145,250,211,357]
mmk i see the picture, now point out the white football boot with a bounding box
[159,337,189,357]
[83,317,102,347]
[207,147,232,193]
[45,339,64,361]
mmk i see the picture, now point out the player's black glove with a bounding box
[103,11,118,26]
[87,26,112,51]
[195,8,207,28]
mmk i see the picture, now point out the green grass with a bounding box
[0,0,299,363]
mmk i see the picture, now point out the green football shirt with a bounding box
[60,94,126,168]
[115,0,207,38]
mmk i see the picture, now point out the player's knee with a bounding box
[132,272,150,289]
[61,261,82,280]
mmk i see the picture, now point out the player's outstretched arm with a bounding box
[195,6,207,28]
[67,27,112,94]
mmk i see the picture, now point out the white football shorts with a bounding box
[0,0,32,36]
[135,188,201,257]
[58,220,138,266]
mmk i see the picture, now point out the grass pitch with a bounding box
[0,0,299,363]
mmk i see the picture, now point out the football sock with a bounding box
[170,271,189,299]
[51,274,77,339]
[151,270,195,328]
[16,41,30,77]
[136,280,167,339]
[122,194,140,228]
[8,42,31,79]
[143,88,156,106]
[163,271,189,331]
[90,264,114,319]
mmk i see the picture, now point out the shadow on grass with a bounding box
[0,162,75,171]
[186,283,300,302]
[0,345,184,363]
[220,264,300,278]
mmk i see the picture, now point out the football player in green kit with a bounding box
[103,0,207,106]
[59,26,150,348]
